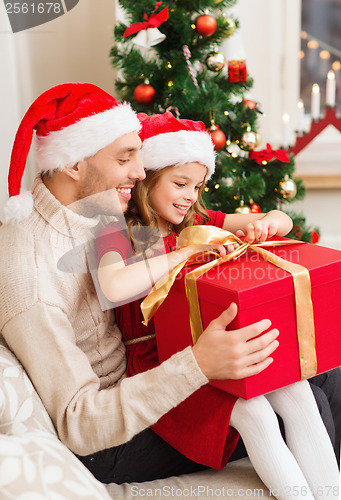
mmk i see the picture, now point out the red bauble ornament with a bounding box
[195,14,217,37]
[311,229,319,244]
[243,99,257,110]
[208,126,226,151]
[133,82,156,104]
[250,201,262,213]
[250,201,262,214]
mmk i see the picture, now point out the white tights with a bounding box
[229,380,339,500]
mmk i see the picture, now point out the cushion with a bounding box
[0,338,111,499]
[0,339,56,436]
[106,458,271,499]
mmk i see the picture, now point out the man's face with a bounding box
[76,131,145,215]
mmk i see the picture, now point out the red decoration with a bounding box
[249,143,290,165]
[250,202,261,213]
[123,2,168,38]
[134,83,156,104]
[311,230,320,244]
[154,239,341,399]
[228,60,247,83]
[195,14,217,37]
[208,126,226,151]
[243,99,257,110]
[289,107,341,156]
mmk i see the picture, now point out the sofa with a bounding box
[0,337,271,500]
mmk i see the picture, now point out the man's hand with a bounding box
[192,303,279,380]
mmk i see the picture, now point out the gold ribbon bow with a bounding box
[141,225,317,380]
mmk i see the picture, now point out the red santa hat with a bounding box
[138,112,215,179]
[2,82,141,224]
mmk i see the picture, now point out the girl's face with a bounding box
[148,162,208,235]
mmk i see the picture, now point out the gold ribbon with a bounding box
[141,225,317,380]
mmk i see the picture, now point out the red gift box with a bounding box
[228,59,247,83]
[154,239,341,399]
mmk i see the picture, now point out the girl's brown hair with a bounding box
[125,166,209,253]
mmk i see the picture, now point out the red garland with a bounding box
[123,2,169,38]
[249,143,290,165]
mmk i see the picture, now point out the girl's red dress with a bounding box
[95,210,239,469]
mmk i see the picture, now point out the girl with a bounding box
[96,112,338,500]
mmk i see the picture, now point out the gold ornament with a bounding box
[279,175,297,199]
[223,16,236,37]
[239,130,258,151]
[206,50,226,71]
[235,200,251,214]
[255,132,262,148]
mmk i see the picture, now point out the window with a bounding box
[300,0,341,112]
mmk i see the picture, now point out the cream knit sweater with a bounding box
[0,177,208,456]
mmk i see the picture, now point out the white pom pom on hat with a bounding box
[2,82,141,224]
[138,112,216,179]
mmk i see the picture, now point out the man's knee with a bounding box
[309,382,335,446]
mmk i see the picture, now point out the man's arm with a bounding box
[2,302,278,456]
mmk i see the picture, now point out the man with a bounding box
[0,83,339,485]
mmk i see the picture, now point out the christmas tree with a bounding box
[111,0,318,242]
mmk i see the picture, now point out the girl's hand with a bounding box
[236,211,293,243]
[182,244,227,259]
[179,243,240,260]
[237,218,279,243]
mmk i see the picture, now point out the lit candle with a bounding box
[326,71,336,107]
[282,113,290,149]
[297,99,304,136]
[311,84,320,120]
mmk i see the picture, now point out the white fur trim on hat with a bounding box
[0,191,34,224]
[140,130,216,179]
[36,103,141,173]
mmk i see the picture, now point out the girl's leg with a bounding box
[266,380,339,500]
[230,396,315,500]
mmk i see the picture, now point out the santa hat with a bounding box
[138,112,215,179]
[2,82,141,224]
